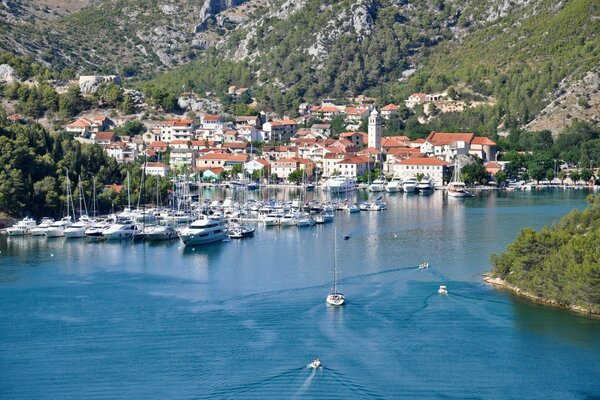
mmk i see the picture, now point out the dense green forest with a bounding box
[0,111,169,219]
[490,194,600,314]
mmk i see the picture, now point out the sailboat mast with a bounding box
[333,228,337,292]
[127,170,131,210]
[92,175,97,218]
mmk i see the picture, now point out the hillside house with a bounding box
[142,162,170,177]
[202,114,224,130]
[169,148,198,168]
[311,123,332,137]
[380,104,400,119]
[263,120,298,142]
[156,118,194,143]
[106,142,138,163]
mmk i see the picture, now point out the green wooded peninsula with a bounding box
[488,194,600,315]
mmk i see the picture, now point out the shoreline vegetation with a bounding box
[482,274,600,318]
[487,194,600,317]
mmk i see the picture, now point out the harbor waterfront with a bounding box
[1,189,600,399]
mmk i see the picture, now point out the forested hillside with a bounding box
[490,194,600,315]
[0,111,165,218]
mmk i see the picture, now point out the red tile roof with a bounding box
[149,141,169,148]
[338,156,373,164]
[203,115,222,122]
[358,147,382,155]
[471,136,497,146]
[381,103,399,111]
[67,119,93,128]
[426,131,474,146]
[94,132,116,141]
[270,119,298,126]
[144,162,169,168]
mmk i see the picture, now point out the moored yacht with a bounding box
[385,177,403,193]
[262,212,283,227]
[84,219,113,238]
[30,217,54,236]
[103,221,139,240]
[403,178,418,193]
[325,176,357,193]
[44,217,73,237]
[178,215,227,247]
[280,213,298,227]
[6,217,37,236]
[146,225,179,241]
[368,177,387,192]
[417,178,434,194]
[64,216,93,238]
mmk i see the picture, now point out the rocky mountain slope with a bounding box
[2,0,599,131]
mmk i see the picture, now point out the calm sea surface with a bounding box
[1,188,600,399]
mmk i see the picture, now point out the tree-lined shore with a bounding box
[488,194,600,316]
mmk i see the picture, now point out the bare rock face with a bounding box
[526,69,600,136]
[0,64,17,83]
[79,75,122,93]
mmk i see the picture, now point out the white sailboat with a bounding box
[326,230,345,306]
[448,158,469,198]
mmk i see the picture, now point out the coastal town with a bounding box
[48,77,503,189]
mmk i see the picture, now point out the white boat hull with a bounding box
[44,227,65,237]
[6,227,29,236]
[179,231,227,246]
[326,293,345,306]
[64,228,87,238]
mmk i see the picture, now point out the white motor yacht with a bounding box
[325,176,357,193]
[280,213,298,227]
[146,225,179,241]
[103,221,139,240]
[296,214,316,227]
[438,285,448,295]
[64,216,93,238]
[178,215,227,247]
[44,217,73,237]
[386,177,403,193]
[262,212,283,227]
[30,217,54,236]
[85,219,113,238]
[403,178,418,193]
[417,178,434,194]
[307,358,322,369]
[368,177,387,192]
[6,217,37,236]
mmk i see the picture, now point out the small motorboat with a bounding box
[343,234,350,240]
[419,262,429,269]
[438,285,448,295]
[227,225,255,239]
[307,358,321,369]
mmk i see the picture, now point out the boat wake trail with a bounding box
[426,266,452,282]
[343,266,417,283]
[325,368,386,399]
[200,367,303,399]
[292,368,317,399]
[450,291,511,305]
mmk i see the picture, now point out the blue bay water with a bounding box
[1,189,600,399]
